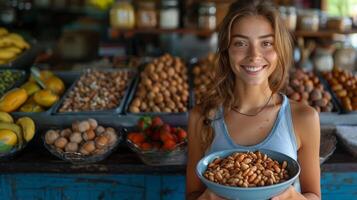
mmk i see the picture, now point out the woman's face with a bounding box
[228,15,278,87]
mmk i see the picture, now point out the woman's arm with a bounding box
[274,102,321,200]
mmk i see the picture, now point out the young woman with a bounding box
[186,0,321,199]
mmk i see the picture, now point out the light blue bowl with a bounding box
[196,149,300,200]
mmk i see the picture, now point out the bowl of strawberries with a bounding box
[126,116,187,166]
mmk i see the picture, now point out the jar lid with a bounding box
[199,2,216,15]
[161,0,178,7]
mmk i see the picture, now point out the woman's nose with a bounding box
[247,45,263,62]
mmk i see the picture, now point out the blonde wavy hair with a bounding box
[199,0,293,151]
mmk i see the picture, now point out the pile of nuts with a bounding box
[192,53,217,105]
[0,70,23,96]
[285,69,334,112]
[59,70,133,112]
[322,67,357,111]
[129,54,189,113]
[45,119,118,156]
[203,151,290,188]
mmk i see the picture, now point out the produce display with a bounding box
[0,70,23,96]
[127,116,187,151]
[285,68,334,112]
[128,54,189,113]
[0,70,65,113]
[59,70,133,112]
[44,119,118,157]
[0,27,30,65]
[203,151,290,187]
[192,53,217,105]
[322,67,357,111]
[0,112,35,154]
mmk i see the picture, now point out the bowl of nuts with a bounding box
[196,149,300,200]
[43,118,121,164]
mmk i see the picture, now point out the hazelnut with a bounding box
[95,135,109,149]
[83,129,96,141]
[45,130,60,145]
[69,132,83,143]
[88,118,98,129]
[104,130,118,145]
[54,137,68,149]
[78,121,91,132]
[80,141,96,155]
[65,142,78,152]
[95,126,106,135]
[72,121,80,132]
[60,128,72,138]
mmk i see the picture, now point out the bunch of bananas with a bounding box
[0,112,35,153]
[0,27,30,65]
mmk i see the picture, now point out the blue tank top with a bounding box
[206,94,301,192]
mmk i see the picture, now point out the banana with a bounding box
[0,46,22,54]
[0,112,14,123]
[0,122,23,147]
[0,27,8,36]
[16,117,35,142]
[0,50,16,60]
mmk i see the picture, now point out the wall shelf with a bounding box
[108,28,216,39]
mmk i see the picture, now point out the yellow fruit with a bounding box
[21,82,41,96]
[0,130,18,146]
[0,130,18,153]
[0,88,28,112]
[0,122,23,147]
[0,50,16,60]
[19,102,44,113]
[0,112,14,123]
[0,46,22,54]
[29,70,54,82]
[33,89,59,107]
[16,117,35,142]
[44,76,65,95]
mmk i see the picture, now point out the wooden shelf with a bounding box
[108,28,216,39]
[108,28,357,40]
[294,29,357,38]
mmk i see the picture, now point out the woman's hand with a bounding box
[271,186,305,200]
[197,189,227,200]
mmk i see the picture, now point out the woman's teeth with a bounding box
[242,65,265,72]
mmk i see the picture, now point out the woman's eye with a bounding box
[262,41,273,47]
[233,41,247,47]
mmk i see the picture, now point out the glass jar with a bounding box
[198,2,216,30]
[279,6,297,31]
[313,47,334,72]
[136,1,157,28]
[110,1,135,29]
[298,9,319,32]
[160,0,179,29]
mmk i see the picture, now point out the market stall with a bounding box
[1,0,357,199]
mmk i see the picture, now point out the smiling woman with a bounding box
[186,0,321,200]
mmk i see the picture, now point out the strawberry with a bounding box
[160,124,171,134]
[177,128,187,142]
[152,131,161,141]
[137,116,152,131]
[160,131,174,143]
[151,116,164,128]
[162,139,176,151]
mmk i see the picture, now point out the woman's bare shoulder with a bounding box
[289,100,319,123]
[289,100,320,148]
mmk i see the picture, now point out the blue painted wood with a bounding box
[321,172,357,200]
[0,172,356,200]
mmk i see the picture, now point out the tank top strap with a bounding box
[281,94,298,152]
